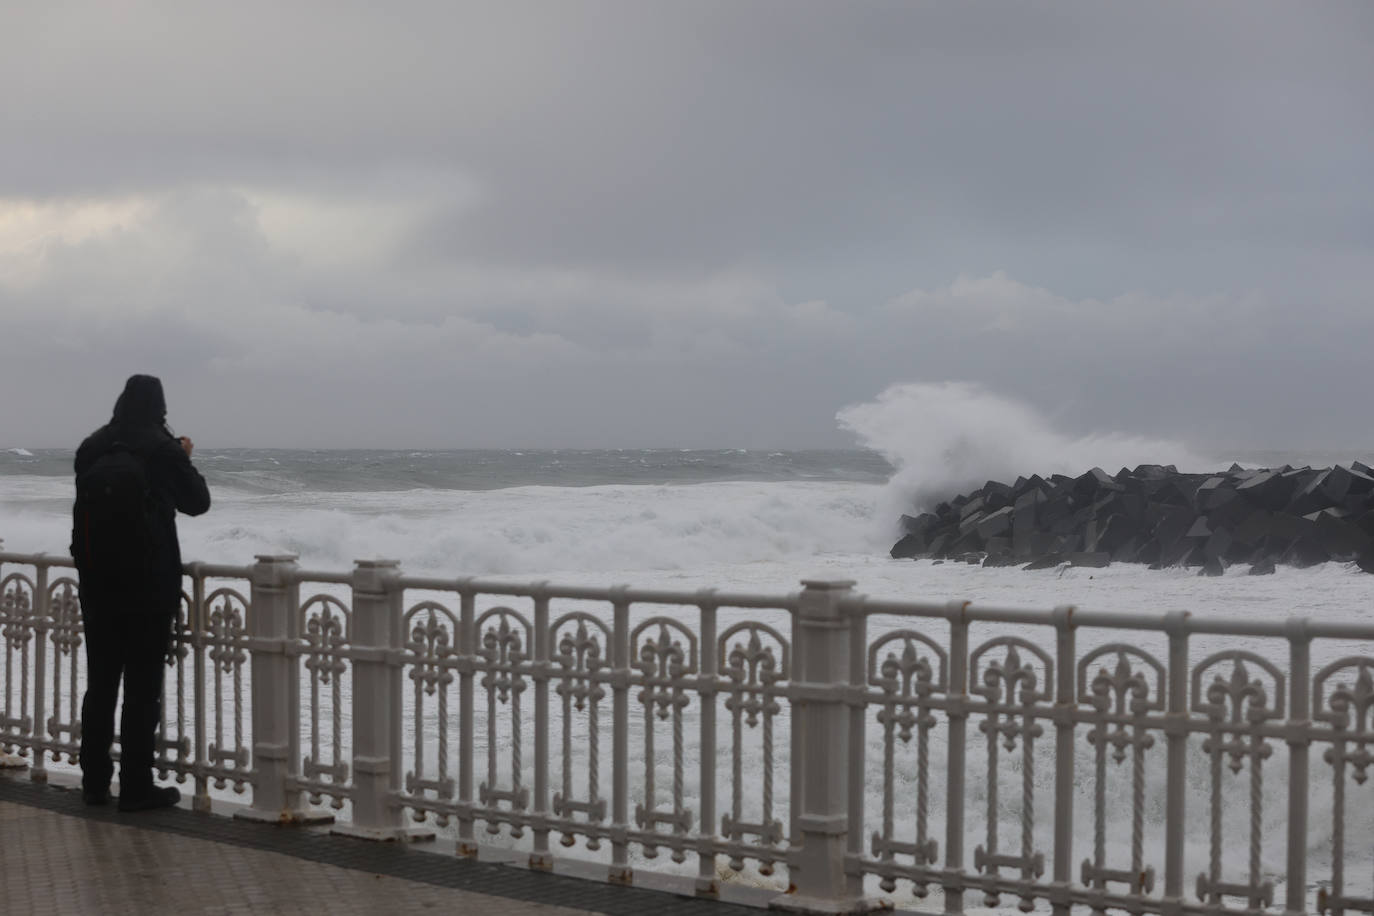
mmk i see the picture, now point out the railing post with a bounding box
[773,579,878,915]
[29,562,49,783]
[335,559,433,841]
[944,601,971,916]
[696,597,720,897]
[1284,618,1311,916]
[1161,611,1191,916]
[530,583,553,869]
[457,584,477,855]
[238,553,321,824]
[608,592,632,885]
[1050,606,1077,916]
[188,566,211,812]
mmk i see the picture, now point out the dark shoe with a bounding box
[117,786,181,812]
[82,786,112,806]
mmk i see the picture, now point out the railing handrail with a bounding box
[7,549,1371,638]
[3,547,1373,916]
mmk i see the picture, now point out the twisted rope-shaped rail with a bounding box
[917,715,930,856]
[1131,726,1146,880]
[1209,742,1222,897]
[1249,734,1264,894]
[672,692,686,862]
[1021,711,1035,881]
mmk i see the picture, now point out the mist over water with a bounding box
[837,381,1213,529]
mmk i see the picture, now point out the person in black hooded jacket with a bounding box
[72,374,210,810]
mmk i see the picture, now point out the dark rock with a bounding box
[1111,536,1141,563]
[1236,471,1299,511]
[1185,517,1212,540]
[1233,510,1274,546]
[900,513,940,535]
[1203,527,1234,561]
[1152,506,1196,550]
[949,530,984,556]
[1075,467,1126,496]
[1088,514,1135,554]
[1068,551,1111,568]
[1249,557,1277,575]
[1023,554,1067,571]
[984,536,1011,558]
[977,506,1015,539]
[888,462,1374,574]
[1283,536,1329,569]
[891,533,925,559]
[1134,537,1162,566]
[1312,513,1374,561]
[1157,540,1196,568]
[1199,557,1228,577]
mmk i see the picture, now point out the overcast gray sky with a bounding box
[2,1,1371,450]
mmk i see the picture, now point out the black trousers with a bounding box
[78,589,174,796]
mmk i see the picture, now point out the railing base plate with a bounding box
[769,892,892,915]
[234,807,336,827]
[330,823,437,843]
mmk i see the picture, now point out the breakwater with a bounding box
[891,463,1374,574]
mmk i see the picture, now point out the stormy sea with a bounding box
[3,384,1372,907]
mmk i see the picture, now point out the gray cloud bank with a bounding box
[1,2,1371,450]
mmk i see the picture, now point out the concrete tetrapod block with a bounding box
[900,513,940,535]
[977,506,1014,539]
[890,533,925,560]
[1111,537,1142,563]
[1236,470,1299,511]
[1233,510,1274,546]
[1203,527,1234,561]
[1199,556,1229,577]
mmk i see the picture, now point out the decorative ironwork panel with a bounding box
[864,629,948,895]
[718,621,789,874]
[203,586,251,792]
[298,594,352,807]
[1191,650,1285,910]
[475,605,532,834]
[1315,657,1374,916]
[1,573,37,755]
[550,610,610,849]
[970,636,1052,912]
[1076,644,1165,908]
[154,589,195,783]
[401,600,459,825]
[630,616,698,862]
[41,577,84,765]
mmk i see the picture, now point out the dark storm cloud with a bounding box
[1,2,1371,449]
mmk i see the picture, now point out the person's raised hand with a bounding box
[179,436,194,458]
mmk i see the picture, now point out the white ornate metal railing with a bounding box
[2,546,1373,916]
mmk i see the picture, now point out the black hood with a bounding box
[111,375,167,428]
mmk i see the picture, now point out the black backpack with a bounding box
[72,444,159,580]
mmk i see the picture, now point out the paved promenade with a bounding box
[0,776,767,916]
